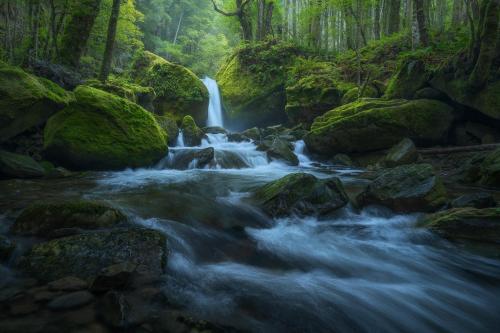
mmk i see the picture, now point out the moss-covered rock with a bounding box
[341,85,379,105]
[477,149,500,187]
[11,200,128,237]
[250,173,349,217]
[43,86,168,170]
[131,51,208,124]
[20,228,168,282]
[381,138,419,167]
[451,193,497,209]
[0,150,46,179]
[285,59,349,125]
[305,99,455,155]
[155,114,179,146]
[385,58,432,99]
[257,137,299,166]
[0,65,74,143]
[217,40,300,130]
[418,208,500,243]
[357,163,447,212]
[180,115,205,147]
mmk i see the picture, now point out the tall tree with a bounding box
[210,0,253,41]
[413,0,429,47]
[387,0,401,35]
[58,0,102,68]
[99,0,121,82]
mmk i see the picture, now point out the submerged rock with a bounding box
[11,200,128,237]
[167,147,215,170]
[251,173,349,217]
[451,193,497,209]
[381,138,419,167]
[0,64,74,143]
[419,208,500,243]
[43,86,168,170]
[131,51,209,124]
[0,150,45,179]
[180,115,205,147]
[357,163,447,213]
[20,228,167,282]
[305,99,455,155]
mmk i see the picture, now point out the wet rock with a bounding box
[90,262,137,293]
[251,173,349,217]
[98,291,129,328]
[227,133,250,142]
[330,154,354,167]
[241,127,261,141]
[166,148,215,170]
[357,163,448,213]
[0,150,46,179]
[215,150,249,169]
[418,208,500,243]
[450,193,497,209]
[32,289,62,303]
[11,200,128,237]
[48,291,94,311]
[381,138,419,167]
[257,137,299,166]
[48,276,88,292]
[180,115,205,147]
[203,126,228,135]
[477,149,500,188]
[0,235,15,261]
[20,228,168,282]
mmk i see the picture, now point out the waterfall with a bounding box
[202,77,223,128]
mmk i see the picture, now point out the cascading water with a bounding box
[202,77,224,128]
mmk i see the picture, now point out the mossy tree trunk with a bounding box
[99,0,121,82]
[58,0,102,68]
[386,0,401,35]
[469,0,499,90]
[413,0,429,47]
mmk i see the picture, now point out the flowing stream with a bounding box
[0,79,499,332]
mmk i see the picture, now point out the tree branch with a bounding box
[210,0,239,16]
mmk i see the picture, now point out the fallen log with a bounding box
[418,143,500,155]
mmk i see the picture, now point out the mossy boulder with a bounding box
[451,193,497,209]
[180,115,205,147]
[381,138,419,167]
[477,149,500,188]
[0,65,74,143]
[131,51,208,124]
[341,85,379,105]
[357,163,447,212]
[20,228,168,282]
[305,99,455,155]
[385,58,432,99]
[418,208,500,243]
[0,150,46,179]
[11,201,128,237]
[285,60,348,125]
[257,137,299,166]
[217,40,300,130]
[155,114,179,146]
[250,173,349,217]
[43,86,168,170]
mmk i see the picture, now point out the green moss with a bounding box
[0,65,74,142]
[0,150,46,179]
[341,86,379,105]
[478,149,500,187]
[181,115,204,146]
[419,208,500,243]
[43,86,168,170]
[155,113,179,146]
[12,200,128,236]
[131,51,208,124]
[305,99,455,155]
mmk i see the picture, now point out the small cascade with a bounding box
[294,140,311,165]
[202,77,224,127]
[176,130,185,147]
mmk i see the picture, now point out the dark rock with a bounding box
[241,127,261,141]
[203,126,228,135]
[227,133,250,142]
[165,147,215,170]
[20,228,168,282]
[357,164,448,213]
[330,154,354,167]
[451,193,497,209]
[0,235,15,261]
[48,291,94,311]
[257,137,299,166]
[11,200,128,237]
[454,122,500,146]
[48,276,88,292]
[418,208,500,243]
[477,149,500,187]
[414,87,448,101]
[90,262,137,293]
[31,60,83,90]
[9,293,39,316]
[0,150,45,179]
[381,138,419,167]
[98,291,129,328]
[214,150,250,169]
[251,173,349,217]
[384,58,431,99]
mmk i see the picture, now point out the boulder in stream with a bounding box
[0,150,46,179]
[20,228,167,282]
[257,137,299,166]
[251,173,349,217]
[451,193,497,209]
[380,138,419,167]
[11,200,128,237]
[166,147,215,170]
[357,163,447,213]
[418,208,500,243]
[180,115,205,147]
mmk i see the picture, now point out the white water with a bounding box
[176,130,185,147]
[202,77,224,127]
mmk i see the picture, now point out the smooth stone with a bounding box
[48,291,94,311]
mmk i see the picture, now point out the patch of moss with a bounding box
[43,86,168,170]
[181,115,204,147]
[341,86,379,105]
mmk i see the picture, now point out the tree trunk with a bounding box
[387,0,401,35]
[413,0,429,46]
[469,0,499,90]
[99,0,121,82]
[59,0,102,68]
[374,0,381,39]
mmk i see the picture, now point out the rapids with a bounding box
[0,78,499,333]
